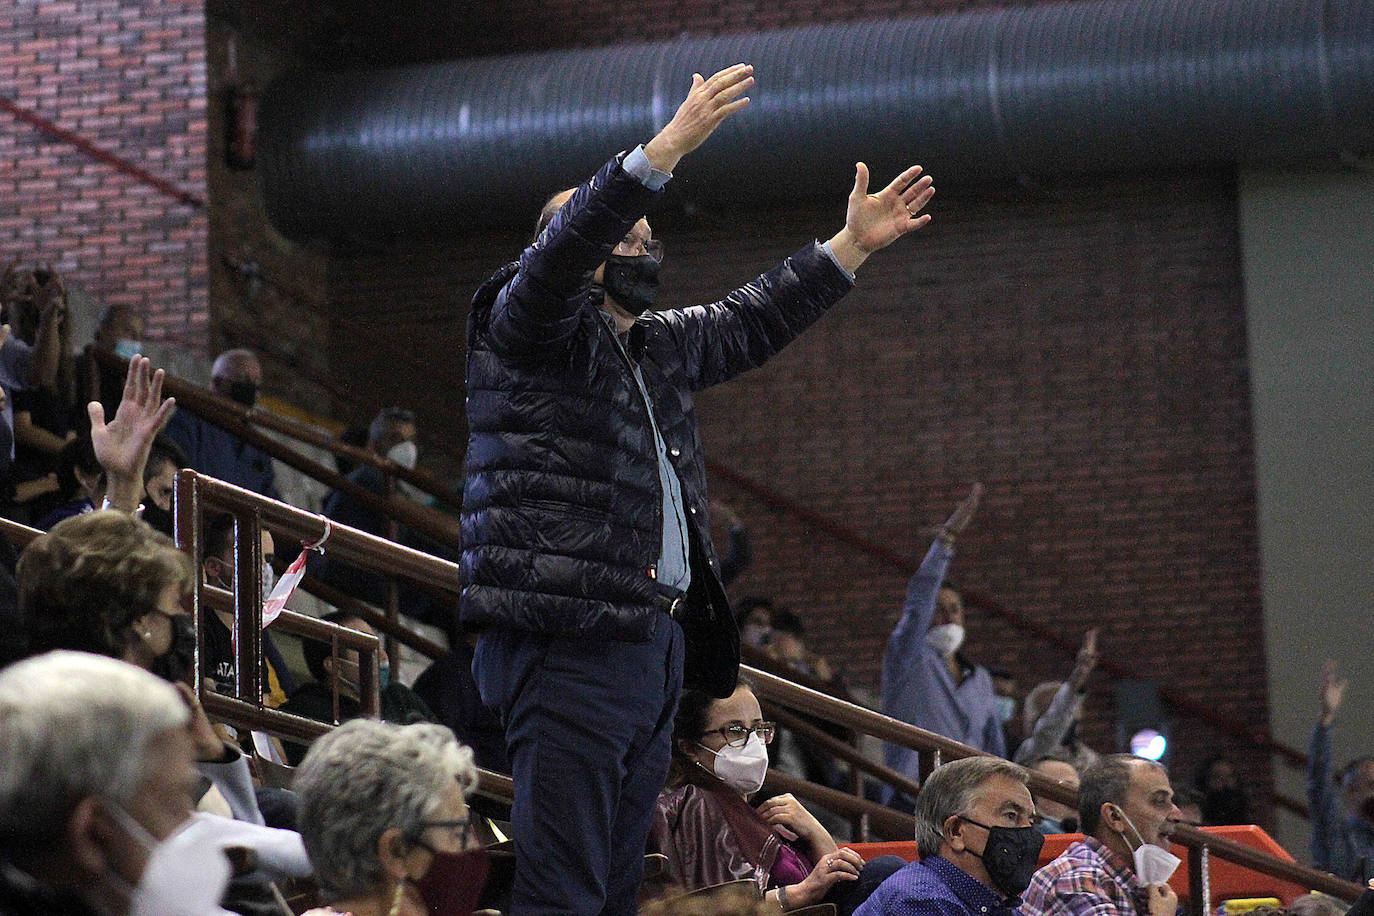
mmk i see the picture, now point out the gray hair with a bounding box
[295,720,478,899]
[0,651,188,848]
[1078,754,1164,836]
[913,756,1029,858]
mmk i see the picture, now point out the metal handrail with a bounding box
[92,349,460,545]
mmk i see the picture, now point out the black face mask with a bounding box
[601,254,660,316]
[149,613,197,684]
[963,818,1045,899]
[226,381,257,408]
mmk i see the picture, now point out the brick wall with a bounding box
[0,0,207,348]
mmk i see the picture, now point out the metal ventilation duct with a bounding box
[259,0,1374,239]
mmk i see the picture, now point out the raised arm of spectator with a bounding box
[491,65,753,356]
[1015,629,1098,765]
[88,356,176,513]
[26,269,66,390]
[665,158,936,392]
[889,484,981,649]
[1309,659,1348,870]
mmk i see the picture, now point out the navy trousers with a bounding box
[474,618,684,916]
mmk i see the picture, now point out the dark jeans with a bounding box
[474,618,684,916]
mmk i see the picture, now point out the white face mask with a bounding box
[1114,806,1181,885]
[387,440,418,470]
[113,339,143,360]
[108,808,235,916]
[740,623,771,648]
[925,622,965,658]
[699,737,770,796]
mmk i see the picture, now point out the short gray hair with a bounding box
[0,651,188,848]
[1078,754,1164,836]
[295,720,477,899]
[913,756,1029,858]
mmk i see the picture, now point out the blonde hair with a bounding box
[18,510,194,658]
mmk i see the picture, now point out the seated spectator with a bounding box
[1194,753,1252,826]
[1172,787,1204,827]
[35,432,101,529]
[295,719,488,916]
[75,303,145,424]
[769,608,836,683]
[0,264,76,524]
[650,682,901,916]
[883,485,1006,802]
[200,512,296,705]
[1030,758,1081,835]
[165,348,279,499]
[0,381,61,518]
[1014,629,1100,770]
[1309,661,1374,882]
[0,650,232,915]
[141,433,186,538]
[314,407,457,641]
[736,596,775,649]
[1022,755,1181,916]
[280,610,440,766]
[853,756,1043,916]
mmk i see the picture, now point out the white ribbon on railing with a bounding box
[262,520,331,627]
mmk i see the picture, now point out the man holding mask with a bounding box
[1022,755,1181,916]
[463,62,935,915]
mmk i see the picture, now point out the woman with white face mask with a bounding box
[649,683,902,915]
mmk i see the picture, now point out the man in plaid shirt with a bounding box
[1022,755,1181,916]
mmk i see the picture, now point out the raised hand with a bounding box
[937,482,983,545]
[828,162,935,272]
[89,355,176,511]
[1069,628,1099,691]
[643,63,754,173]
[1320,659,1348,726]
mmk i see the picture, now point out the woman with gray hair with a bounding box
[295,719,488,916]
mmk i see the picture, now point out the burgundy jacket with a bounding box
[650,777,813,895]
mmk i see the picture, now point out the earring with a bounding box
[388,879,405,916]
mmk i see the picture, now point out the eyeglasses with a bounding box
[700,722,776,748]
[614,234,665,263]
[413,818,473,849]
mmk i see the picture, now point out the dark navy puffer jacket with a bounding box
[460,152,853,696]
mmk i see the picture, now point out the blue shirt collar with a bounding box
[927,855,1022,913]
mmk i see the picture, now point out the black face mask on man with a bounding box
[962,817,1045,899]
[225,381,258,408]
[600,254,660,316]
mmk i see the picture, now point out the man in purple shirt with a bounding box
[1022,755,1181,916]
[856,756,1043,916]
[884,485,1006,801]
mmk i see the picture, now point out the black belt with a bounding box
[652,591,685,618]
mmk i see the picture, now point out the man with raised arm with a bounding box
[884,484,1005,804]
[461,63,936,915]
[1309,660,1374,881]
